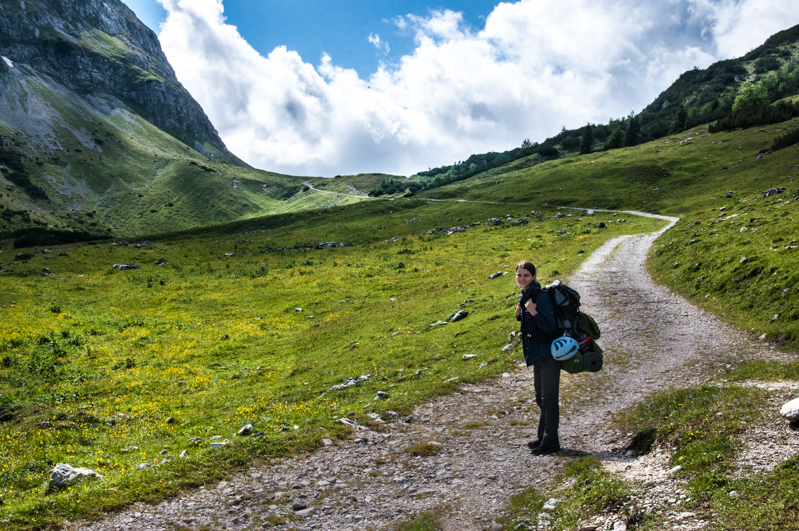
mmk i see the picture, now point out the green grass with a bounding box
[0,199,662,529]
[418,118,799,348]
[496,457,635,531]
[393,510,444,531]
[616,361,799,530]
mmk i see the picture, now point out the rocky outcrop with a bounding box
[0,0,228,155]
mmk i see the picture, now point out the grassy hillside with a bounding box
[3,113,799,530]
[417,118,799,347]
[0,198,662,529]
[0,65,398,245]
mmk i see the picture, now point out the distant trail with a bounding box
[74,209,781,531]
[303,181,370,199]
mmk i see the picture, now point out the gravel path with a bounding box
[72,212,787,531]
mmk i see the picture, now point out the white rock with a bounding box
[542,498,559,511]
[50,464,103,489]
[238,424,253,436]
[780,397,799,422]
[462,354,476,361]
[668,465,682,474]
[501,343,514,353]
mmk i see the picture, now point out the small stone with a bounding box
[179,450,189,458]
[740,256,747,263]
[542,498,559,511]
[155,258,166,266]
[322,438,333,446]
[668,465,682,474]
[135,463,153,471]
[375,391,390,400]
[112,264,140,271]
[292,502,307,511]
[238,424,254,436]
[462,354,476,361]
[165,416,176,424]
[728,490,739,497]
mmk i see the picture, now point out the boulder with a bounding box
[451,310,469,322]
[49,463,103,489]
[780,397,799,423]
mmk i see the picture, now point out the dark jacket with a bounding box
[516,282,557,366]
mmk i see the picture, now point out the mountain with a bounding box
[0,0,228,154]
[0,0,384,245]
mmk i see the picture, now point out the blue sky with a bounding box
[123,0,500,78]
[121,0,799,177]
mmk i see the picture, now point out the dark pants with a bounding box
[534,357,562,449]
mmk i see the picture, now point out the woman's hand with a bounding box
[515,302,522,317]
[524,299,537,316]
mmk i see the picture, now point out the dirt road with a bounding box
[74,212,781,531]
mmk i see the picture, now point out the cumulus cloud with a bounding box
[156,0,799,176]
[688,0,799,58]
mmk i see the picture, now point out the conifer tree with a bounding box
[624,115,640,147]
[579,124,594,155]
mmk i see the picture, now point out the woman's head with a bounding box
[515,261,537,289]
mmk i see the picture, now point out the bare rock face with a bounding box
[0,0,227,154]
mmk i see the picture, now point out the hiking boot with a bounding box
[531,445,560,456]
[526,439,541,449]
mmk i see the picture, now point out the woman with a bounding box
[515,261,560,455]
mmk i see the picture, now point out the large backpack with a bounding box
[541,280,603,374]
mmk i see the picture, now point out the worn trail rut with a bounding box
[74,212,785,531]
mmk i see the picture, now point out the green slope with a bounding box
[415,117,799,347]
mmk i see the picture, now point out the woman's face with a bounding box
[516,268,535,290]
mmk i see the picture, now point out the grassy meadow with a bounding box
[0,198,664,529]
[421,118,799,347]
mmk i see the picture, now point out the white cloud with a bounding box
[368,33,390,55]
[688,0,799,58]
[156,0,799,177]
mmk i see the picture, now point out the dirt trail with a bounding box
[73,212,785,531]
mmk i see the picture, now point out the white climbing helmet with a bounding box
[551,336,579,361]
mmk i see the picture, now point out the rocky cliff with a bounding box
[0,0,228,154]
